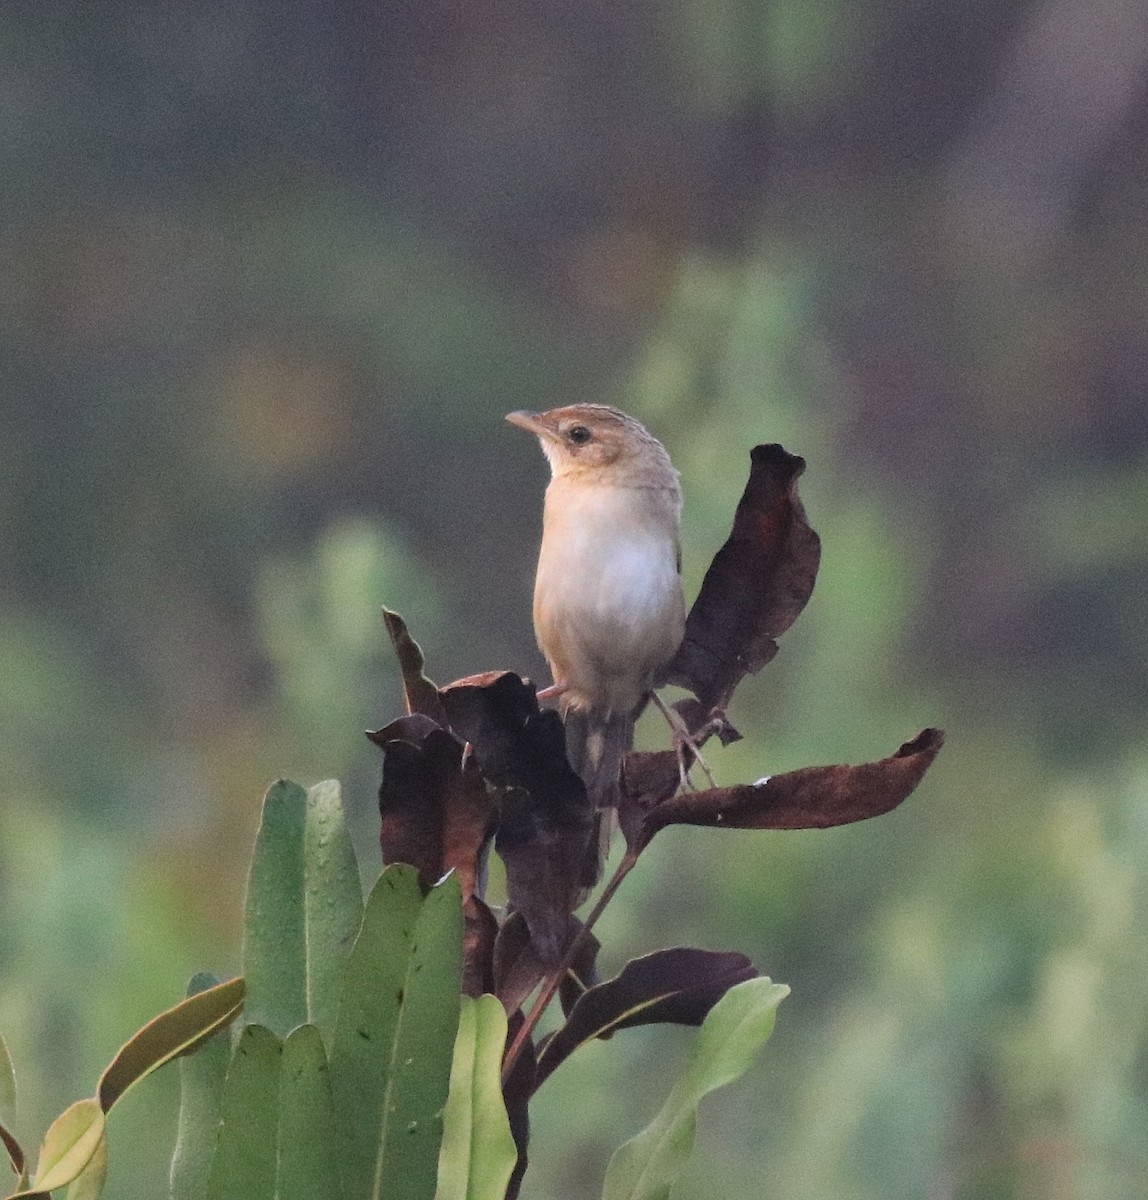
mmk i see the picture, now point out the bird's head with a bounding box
[506,405,676,486]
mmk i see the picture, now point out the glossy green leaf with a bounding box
[243,779,363,1042]
[63,1130,107,1200]
[277,1025,339,1200]
[434,996,517,1200]
[205,1025,282,1200]
[601,977,789,1200]
[303,780,365,1042]
[331,866,463,1200]
[18,1099,104,1196]
[97,976,244,1112]
[243,780,311,1037]
[170,977,232,1200]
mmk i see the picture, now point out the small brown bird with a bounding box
[506,404,686,814]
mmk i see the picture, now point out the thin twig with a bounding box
[501,848,639,1085]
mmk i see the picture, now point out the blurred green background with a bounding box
[3,2,1148,1197]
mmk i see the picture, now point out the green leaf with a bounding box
[601,977,789,1200]
[243,780,311,1037]
[205,1026,283,1200]
[243,779,363,1043]
[434,996,517,1200]
[0,1036,15,1130]
[97,976,244,1112]
[303,780,366,1040]
[170,977,232,1200]
[0,1034,25,1185]
[17,1099,105,1196]
[331,866,464,1200]
[63,1132,107,1200]
[277,1025,339,1200]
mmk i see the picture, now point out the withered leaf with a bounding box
[502,1011,536,1200]
[463,895,499,999]
[665,444,820,729]
[617,749,682,852]
[440,671,586,812]
[492,911,601,1018]
[368,716,496,900]
[558,920,601,1019]
[441,672,595,965]
[493,910,547,1016]
[496,790,592,967]
[532,947,759,1092]
[382,608,447,724]
[633,728,945,849]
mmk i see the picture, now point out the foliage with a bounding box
[360,443,940,1195]
[0,979,244,1198]
[434,997,518,1200]
[1,783,468,1200]
[601,978,789,1200]
[2,438,943,1199]
[5,4,1148,1195]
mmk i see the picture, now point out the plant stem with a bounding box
[501,848,638,1085]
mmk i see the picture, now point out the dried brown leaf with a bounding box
[441,672,594,965]
[463,895,499,999]
[633,728,945,849]
[382,608,447,723]
[368,716,495,899]
[440,672,586,816]
[665,444,820,728]
[496,788,592,966]
[532,948,759,1091]
[493,911,547,1016]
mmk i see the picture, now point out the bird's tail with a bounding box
[564,707,633,884]
[564,707,633,809]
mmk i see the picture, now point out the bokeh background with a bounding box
[3,3,1148,1197]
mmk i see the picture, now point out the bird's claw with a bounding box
[649,691,717,793]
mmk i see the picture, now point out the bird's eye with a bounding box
[567,425,592,445]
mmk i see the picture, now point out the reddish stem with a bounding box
[501,848,638,1086]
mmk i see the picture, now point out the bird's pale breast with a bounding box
[534,478,684,714]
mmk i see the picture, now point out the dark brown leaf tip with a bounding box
[665,443,821,717]
[634,727,945,848]
[382,608,448,724]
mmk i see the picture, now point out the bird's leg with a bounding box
[648,691,717,791]
[536,681,568,702]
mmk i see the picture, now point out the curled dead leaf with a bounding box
[368,716,496,900]
[665,444,820,733]
[441,671,595,964]
[381,608,447,724]
[626,728,945,851]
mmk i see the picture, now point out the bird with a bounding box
[506,404,686,823]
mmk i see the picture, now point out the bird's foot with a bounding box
[536,681,568,703]
[649,691,717,792]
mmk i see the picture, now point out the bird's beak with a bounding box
[505,410,556,441]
